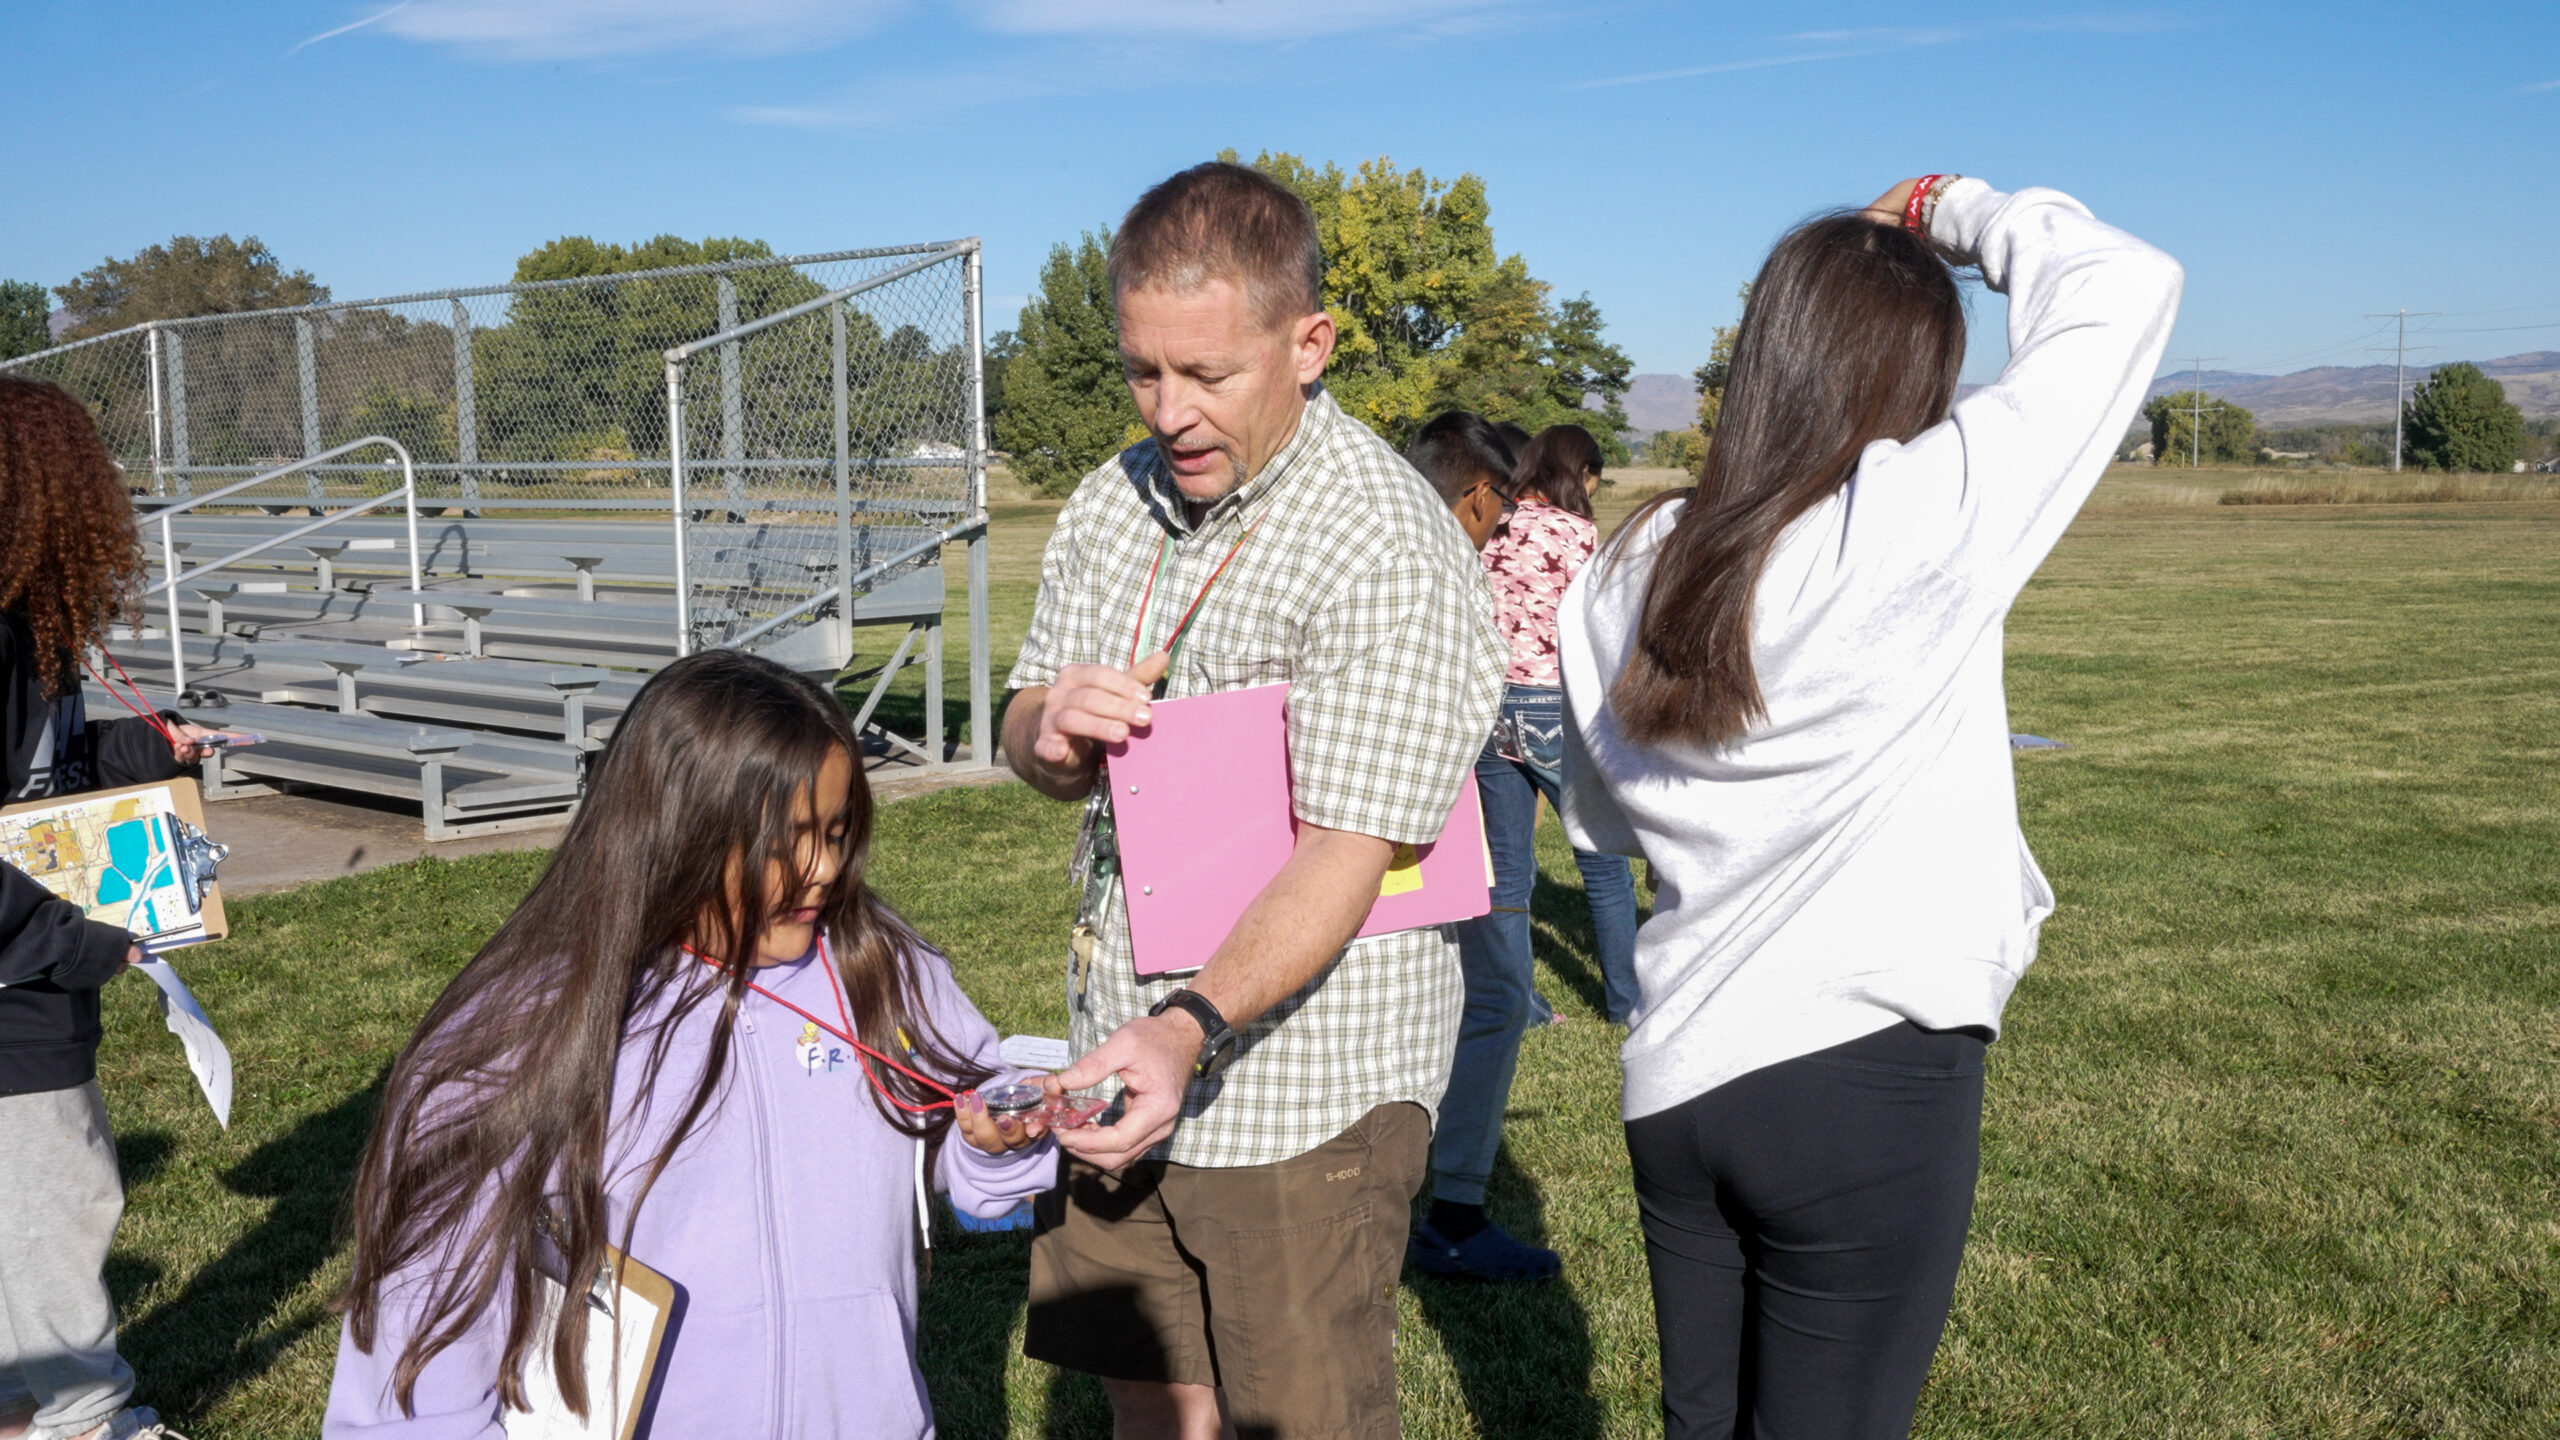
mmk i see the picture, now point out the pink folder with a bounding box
[1105,682,1492,977]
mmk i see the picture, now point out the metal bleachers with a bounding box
[108,507,959,840]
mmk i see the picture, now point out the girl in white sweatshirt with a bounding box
[1557,176,2180,1438]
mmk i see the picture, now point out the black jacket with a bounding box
[1,610,187,1096]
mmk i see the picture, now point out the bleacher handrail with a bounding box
[141,435,423,700]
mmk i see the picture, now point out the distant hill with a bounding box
[1621,372,1700,433]
[2146,351,2560,423]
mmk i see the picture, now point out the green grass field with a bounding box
[85,470,2559,1437]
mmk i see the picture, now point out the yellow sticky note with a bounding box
[1379,843,1424,897]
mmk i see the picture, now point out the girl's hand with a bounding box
[953,1088,1050,1156]
[1863,179,1923,227]
[167,722,223,765]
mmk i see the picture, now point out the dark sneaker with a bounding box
[1407,1220,1562,1282]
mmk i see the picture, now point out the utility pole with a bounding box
[2363,310,2439,472]
[2175,356,2222,468]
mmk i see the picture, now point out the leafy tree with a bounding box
[55,235,327,340]
[0,280,49,360]
[992,232,1139,496]
[1246,151,1496,436]
[1693,287,1747,438]
[2403,362,2524,473]
[1644,429,1705,472]
[1242,150,1632,456]
[473,235,823,467]
[2144,390,2256,466]
[1427,262,1633,460]
[982,328,1020,435]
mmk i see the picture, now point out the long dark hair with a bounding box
[337,649,990,1418]
[1511,424,1601,519]
[0,378,146,696]
[1610,215,1964,747]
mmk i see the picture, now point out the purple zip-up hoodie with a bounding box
[323,941,1056,1438]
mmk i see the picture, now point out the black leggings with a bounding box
[1624,1021,1987,1440]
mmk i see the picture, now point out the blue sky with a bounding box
[7,0,2556,384]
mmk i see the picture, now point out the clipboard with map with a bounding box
[1,778,228,949]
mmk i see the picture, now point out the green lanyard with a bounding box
[1125,514,1267,687]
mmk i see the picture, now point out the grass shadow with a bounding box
[1407,1147,1603,1439]
[1528,867,1609,1019]
[917,1214,1050,1440]
[119,1079,384,1422]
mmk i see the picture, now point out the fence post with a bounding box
[718,275,744,521]
[296,316,322,505]
[963,243,992,769]
[146,325,166,498]
[166,328,191,498]
[666,358,694,657]
[452,298,480,517]
[833,300,853,667]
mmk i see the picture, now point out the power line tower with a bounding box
[2176,355,2223,468]
[2363,309,2440,472]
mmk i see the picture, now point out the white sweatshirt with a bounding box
[1557,180,2182,1122]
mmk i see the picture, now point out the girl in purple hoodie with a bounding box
[324,649,1057,1438]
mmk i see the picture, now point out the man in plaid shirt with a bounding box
[1005,161,1503,1439]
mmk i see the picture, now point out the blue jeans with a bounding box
[1429,686,1640,1206]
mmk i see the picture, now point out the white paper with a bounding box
[507,1263,665,1439]
[132,956,232,1129]
[999,1034,1072,1072]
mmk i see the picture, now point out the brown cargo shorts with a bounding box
[1025,1102,1430,1439]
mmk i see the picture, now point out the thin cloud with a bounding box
[734,65,1098,133]
[287,1,413,56]
[1573,38,1953,91]
[965,0,1509,42]
[1780,27,1962,46]
[2525,78,2560,93]
[364,0,902,60]
[2021,10,2190,34]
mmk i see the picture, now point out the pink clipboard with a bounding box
[1105,682,1492,977]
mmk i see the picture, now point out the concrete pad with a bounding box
[203,756,1017,898]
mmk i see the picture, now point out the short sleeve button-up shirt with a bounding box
[1009,388,1505,1168]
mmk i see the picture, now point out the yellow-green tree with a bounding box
[1237,150,1630,456]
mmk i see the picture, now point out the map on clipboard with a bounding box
[0,779,228,949]
[506,1242,678,1440]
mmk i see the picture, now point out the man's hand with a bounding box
[1003,652,1170,799]
[1045,1007,1203,1172]
[1039,822,1396,1171]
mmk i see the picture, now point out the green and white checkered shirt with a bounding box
[1009,387,1505,1169]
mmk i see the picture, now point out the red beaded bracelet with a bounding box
[1903,175,1944,233]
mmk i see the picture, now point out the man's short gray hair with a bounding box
[1110,161,1325,329]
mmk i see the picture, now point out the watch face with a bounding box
[1199,1030,1239,1077]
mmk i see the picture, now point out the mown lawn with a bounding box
[88,473,2559,1437]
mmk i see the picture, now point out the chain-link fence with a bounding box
[2,240,996,764]
[667,242,978,655]
[1,242,979,513]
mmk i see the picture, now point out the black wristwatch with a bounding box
[1149,989,1239,1079]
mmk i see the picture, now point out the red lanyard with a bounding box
[81,650,179,749]
[689,940,957,1113]
[1125,514,1267,669]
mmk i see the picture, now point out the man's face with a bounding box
[1118,279,1336,505]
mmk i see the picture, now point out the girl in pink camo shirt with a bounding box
[1411,423,1641,1285]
